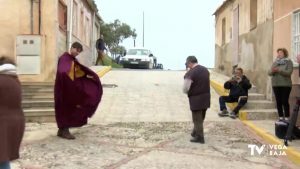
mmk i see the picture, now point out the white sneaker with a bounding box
[218,110,229,117]
[229,112,238,119]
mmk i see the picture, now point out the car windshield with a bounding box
[127,49,149,55]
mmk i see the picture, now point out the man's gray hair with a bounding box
[186,56,198,64]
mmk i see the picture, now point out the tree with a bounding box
[100,19,137,58]
[110,45,126,56]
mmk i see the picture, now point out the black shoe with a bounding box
[191,130,196,137]
[57,128,75,140]
[190,136,205,144]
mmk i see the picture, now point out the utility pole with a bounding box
[143,11,144,47]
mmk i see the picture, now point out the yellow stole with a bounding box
[68,61,85,81]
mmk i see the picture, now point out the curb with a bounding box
[96,66,112,78]
[243,121,300,165]
[210,79,300,165]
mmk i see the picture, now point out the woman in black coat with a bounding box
[0,56,25,169]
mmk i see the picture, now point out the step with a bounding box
[244,100,276,109]
[21,82,54,86]
[242,109,278,120]
[24,108,55,116]
[22,88,54,93]
[23,108,55,122]
[22,87,54,91]
[248,86,257,93]
[22,84,53,88]
[247,93,265,100]
[22,100,54,108]
[22,95,54,100]
[22,92,54,96]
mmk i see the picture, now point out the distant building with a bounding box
[214,0,300,102]
[0,0,101,82]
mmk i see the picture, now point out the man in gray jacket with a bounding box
[183,56,210,144]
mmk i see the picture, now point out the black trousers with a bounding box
[273,87,291,118]
[219,96,248,114]
[192,109,207,137]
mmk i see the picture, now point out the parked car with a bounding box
[120,48,156,69]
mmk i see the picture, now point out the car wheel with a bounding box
[147,62,153,69]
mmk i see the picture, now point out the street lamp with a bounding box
[132,28,137,47]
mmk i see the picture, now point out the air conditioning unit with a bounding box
[16,35,41,74]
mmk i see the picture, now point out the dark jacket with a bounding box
[96,38,107,51]
[0,75,25,162]
[224,75,252,98]
[184,65,210,111]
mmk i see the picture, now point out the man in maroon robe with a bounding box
[54,42,103,139]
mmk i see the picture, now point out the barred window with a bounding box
[222,18,226,45]
[292,11,300,63]
[72,1,78,36]
[58,0,67,31]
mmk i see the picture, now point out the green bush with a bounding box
[102,55,123,68]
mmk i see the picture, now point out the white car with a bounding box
[121,48,156,69]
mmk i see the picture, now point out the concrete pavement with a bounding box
[12,69,299,169]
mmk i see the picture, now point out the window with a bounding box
[72,1,78,36]
[95,24,100,40]
[58,0,67,31]
[292,11,300,62]
[80,10,84,40]
[127,49,149,55]
[222,18,226,45]
[250,0,257,30]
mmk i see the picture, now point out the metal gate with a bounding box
[293,11,300,61]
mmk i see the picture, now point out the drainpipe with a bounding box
[91,11,96,64]
[67,0,73,50]
[30,0,34,34]
[38,0,41,34]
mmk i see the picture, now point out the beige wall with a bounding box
[215,0,273,44]
[237,0,250,35]
[0,0,100,82]
[72,0,93,47]
[0,0,30,57]
[274,0,300,123]
[71,0,100,66]
[214,0,274,96]
[273,0,300,84]
[215,2,233,46]
[237,0,273,35]
[0,0,58,82]
[257,0,273,24]
[274,0,300,20]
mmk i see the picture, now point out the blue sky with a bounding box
[95,0,224,70]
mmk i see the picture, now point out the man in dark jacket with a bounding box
[95,35,107,65]
[218,67,252,119]
[183,56,210,144]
